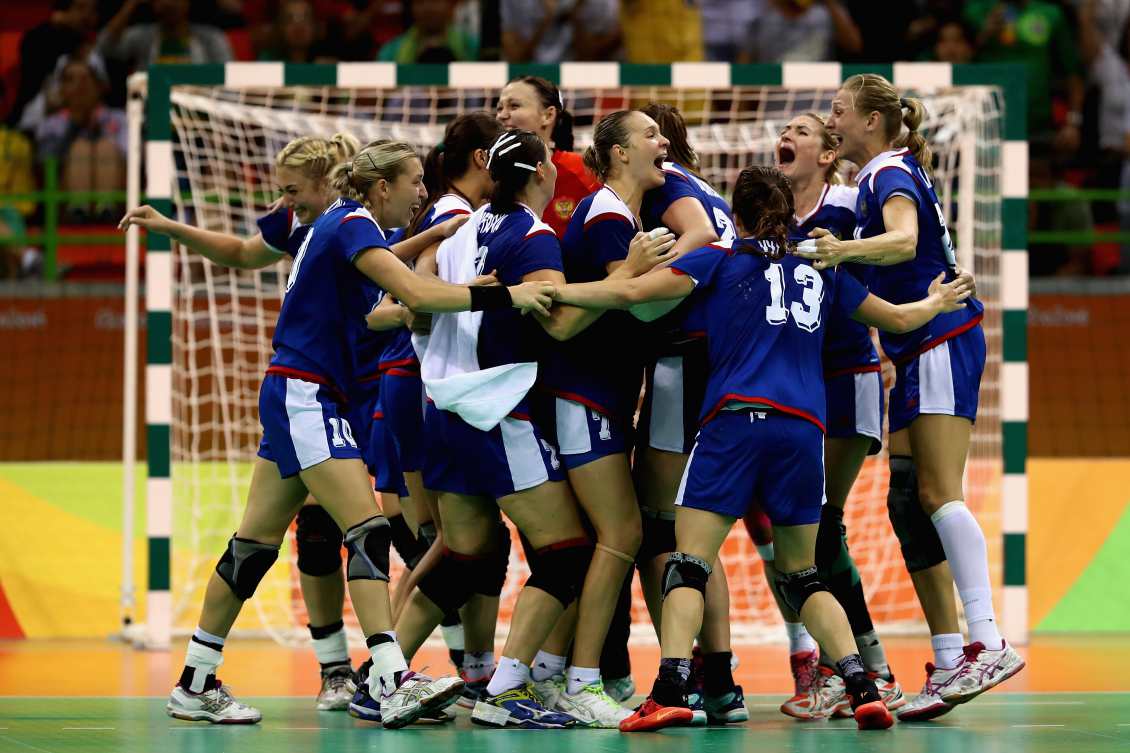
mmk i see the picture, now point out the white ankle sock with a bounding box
[463,650,495,682]
[931,633,965,669]
[184,633,224,693]
[486,656,530,696]
[311,626,350,668]
[565,666,600,695]
[531,650,566,681]
[441,623,465,651]
[368,634,409,697]
[931,501,1003,648]
[855,630,890,677]
[785,622,817,654]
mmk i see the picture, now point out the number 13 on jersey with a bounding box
[764,262,824,331]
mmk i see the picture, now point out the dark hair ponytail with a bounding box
[731,166,795,257]
[487,129,547,214]
[641,102,697,172]
[511,75,574,152]
[582,110,634,181]
[406,112,502,237]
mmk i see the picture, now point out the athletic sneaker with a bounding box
[167,681,261,724]
[605,675,636,703]
[843,674,894,730]
[789,649,820,696]
[780,665,849,720]
[555,680,631,727]
[940,641,1025,705]
[532,674,566,710]
[379,671,464,729]
[705,685,749,724]
[831,672,905,718]
[316,666,356,711]
[457,675,490,711]
[619,697,695,732]
[686,690,708,726]
[897,662,962,722]
[471,684,580,728]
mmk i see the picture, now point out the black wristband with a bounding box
[469,285,513,311]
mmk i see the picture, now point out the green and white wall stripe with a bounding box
[142,61,1028,643]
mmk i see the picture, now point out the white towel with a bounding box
[419,206,537,431]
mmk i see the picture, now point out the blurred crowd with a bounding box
[0,0,1126,277]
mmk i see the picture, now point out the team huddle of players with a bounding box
[120,72,1023,733]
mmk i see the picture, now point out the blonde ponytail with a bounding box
[894,97,933,176]
[842,73,934,175]
[275,132,360,182]
[331,141,419,206]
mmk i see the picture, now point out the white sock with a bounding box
[463,650,495,682]
[785,622,817,654]
[565,665,600,695]
[367,634,409,697]
[931,501,1003,648]
[441,623,465,651]
[486,656,530,696]
[855,630,890,677]
[193,627,225,647]
[931,632,965,669]
[183,633,224,693]
[530,650,566,681]
[311,626,350,668]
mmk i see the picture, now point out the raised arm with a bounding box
[119,205,281,270]
[796,195,918,269]
[851,272,971,333]
[554,266,695,311]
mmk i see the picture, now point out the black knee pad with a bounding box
[638,508,676,563]
[887,456,947,573]
[387,513,425,570]
[815,505,846,577]
[661,551,712,598]
[343,515,392,582]
[775,566,830,614]
[216,535,279,600]
[525,538,593,607]
[475,522,511,597]
[295,505,343,577]
[418,549,477,614]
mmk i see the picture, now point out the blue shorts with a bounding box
[825,367,884,455]
[381,371,426,472]
[367,395,409,497]
[535,395,629,470]
[257,374,363,478]
[637,348,709,455]
[675,409,826,526]
[888,325,986,434]
[422,403,564,499]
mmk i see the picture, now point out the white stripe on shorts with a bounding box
[673,441,697,507]
[500,417,550,492]
[555,397,592,455]
[285,378,332,470]
[919,341,957,415]
[649,356,686,452]
[853,371,883,441]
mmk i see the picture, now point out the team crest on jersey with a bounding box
[554,198,575,219]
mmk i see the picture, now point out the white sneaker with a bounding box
[532,675,565,710]
[167,682,261,724]
[316,666,356,711]
[940,641,1025,705]
[379,671,465,729]
[555,681,631,728]
[897,663,962,722]
[780,665,849,720]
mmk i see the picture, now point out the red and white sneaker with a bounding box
[940,641,1025,705]
[897,662,962,722]
[619,698,695,732]
[780,665,849,720]
[789,649,819,697]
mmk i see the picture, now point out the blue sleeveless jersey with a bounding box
[854,149,984,364]
[669,239,870,430]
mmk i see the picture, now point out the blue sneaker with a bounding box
[705,685,749,724]
[686,690,708,727]
[348,676,382,722]
[471,683,580,729]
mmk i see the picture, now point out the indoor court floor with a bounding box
[2,635,1128,753]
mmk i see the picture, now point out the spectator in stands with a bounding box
[256,0,337,62]
[97,0,233,71]
[929,15,976,64]
[842,0,921,62]
[0,123,38,278]
[378,0,478,62]
[8,0,99,129]
[620,0,704,62]
[964,0,1084,156]
[34,56,127,224]
[501,0,621,63]
[700,0,761,62]
[737,0,862,63]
